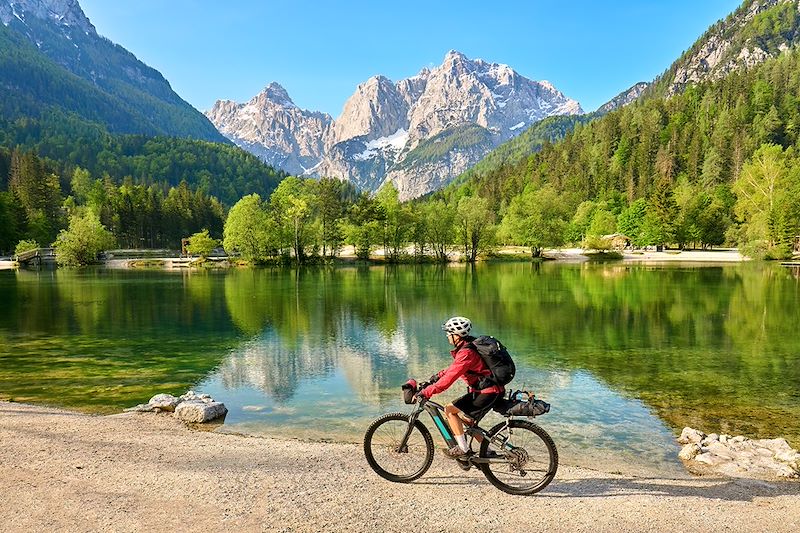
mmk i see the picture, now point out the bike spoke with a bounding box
[479,421,558,494]
[365,415,433,482]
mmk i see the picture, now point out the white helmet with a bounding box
[442,316,472,337]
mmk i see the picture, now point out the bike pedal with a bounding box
[455,451,474,471]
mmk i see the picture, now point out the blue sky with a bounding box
[80,0,743,116]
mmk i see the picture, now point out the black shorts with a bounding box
[452,392,501,421]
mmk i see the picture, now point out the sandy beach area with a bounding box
[1,401,798,532]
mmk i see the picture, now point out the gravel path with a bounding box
[1,401,798,532]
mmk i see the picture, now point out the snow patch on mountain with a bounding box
[354,128,408,161]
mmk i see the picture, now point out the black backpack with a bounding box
[470,336,516,386]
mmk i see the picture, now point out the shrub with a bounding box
[52,213,116,266]
[14,239,39,256]
[186,229,218,258]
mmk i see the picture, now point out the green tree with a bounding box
[270,177,313,261]
[673,174,707,248]
[0,192,22,254]
[312,177,347,258]
[186,229,218,258]
[52,212,116,266]
[587,209,617,238]
[223,194,277,262]
[618,199,648,246]
[456,196,495,262]
[14,239,39,256]
[345,194,384,260]
[648,178,678,247]
[500,185,568,258]
[9,150,63,244]
[732,144,793,256]
[70,167,93,205]
[423,200,455,262]
[375,183,413,261]
[566,200,597,243]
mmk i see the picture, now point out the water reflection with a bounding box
[199,315,686,476]
[0,268,240,411]
[1,262,798,468]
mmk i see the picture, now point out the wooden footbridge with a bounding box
[14,248,56,267]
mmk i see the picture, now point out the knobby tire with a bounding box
[478,419,558,495]
[363,412,434,483]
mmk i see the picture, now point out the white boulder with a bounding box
[678,427,800,480]
[678,427,706,444]
[148,394,179,412]
[678,443,702,461]
[174,400,228,423]
[126,390,227,423]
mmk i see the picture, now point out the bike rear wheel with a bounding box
[478,419,558,495]
[364,412,434,482]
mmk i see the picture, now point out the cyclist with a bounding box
[418,316,503,459]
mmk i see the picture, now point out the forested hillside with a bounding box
[0,110,286,206]
[0,2,290,257]
[447,114,593,198]
[0,16,223,141]
[0,148,227,254]
[647,0,800,98]
[416,0,800,260]
[111,49,800,267]
[435,48,800,258]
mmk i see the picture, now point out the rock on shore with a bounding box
[124,391,227,423]
[678,427,800,479]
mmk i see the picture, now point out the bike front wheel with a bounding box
[364,412,434,482]
[479,419,558,495]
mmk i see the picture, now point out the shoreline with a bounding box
[1,248,748,271]
[96,247,747,270]
[1,401,798,532]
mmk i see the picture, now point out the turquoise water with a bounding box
[1,263,798,474]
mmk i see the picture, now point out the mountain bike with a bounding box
[363,387,558,495]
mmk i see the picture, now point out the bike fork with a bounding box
[397,411,421,452]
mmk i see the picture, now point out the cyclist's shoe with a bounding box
[455,451,474,471]
[484,450,502,459]
[441,445,468,459]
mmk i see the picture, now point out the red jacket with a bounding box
[420,338,503,398]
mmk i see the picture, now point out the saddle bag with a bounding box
[492,390,550,417]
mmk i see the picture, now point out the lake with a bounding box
[1,262,798,475]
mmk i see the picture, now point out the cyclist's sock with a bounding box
[455,434,468,452]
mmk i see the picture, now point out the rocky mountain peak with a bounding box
[596,81,650,114]
[256,82,295,108]
[1,0,95,34]
[441,49,481,75]
[445,49,466,60]
[208,50,582,199]
[404,50,582,146]
[332,74,408,143]
[664,0,800,96]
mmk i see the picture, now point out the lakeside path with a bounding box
[1,402,799,532]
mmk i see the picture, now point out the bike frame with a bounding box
[399,398,515,464]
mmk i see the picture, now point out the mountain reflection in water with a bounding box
[1,262,798,471]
